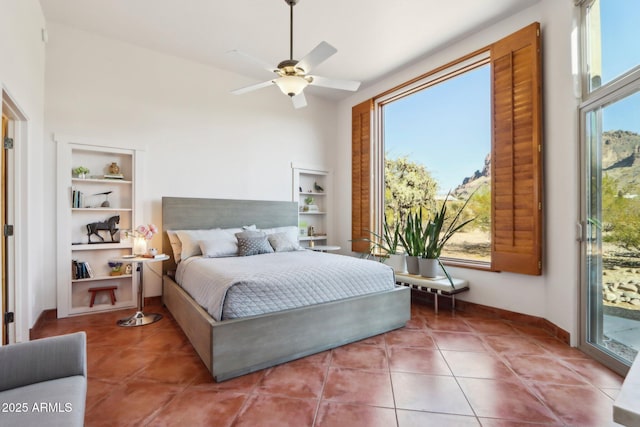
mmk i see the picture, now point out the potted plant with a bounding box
[73,166,90,179]
[358,215,407,273]
[418,191,476,283]
[401,210,427,275]
[109,261,123,276]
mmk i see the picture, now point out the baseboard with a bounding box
[411,291,570,344]
[29,308,57,340]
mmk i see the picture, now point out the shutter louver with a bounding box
[491,22,543,275]
[351,99,373,253]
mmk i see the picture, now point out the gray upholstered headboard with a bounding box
[161,197,299,274]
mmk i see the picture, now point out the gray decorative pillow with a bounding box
[235,230,274,256]
[268,232,301,252]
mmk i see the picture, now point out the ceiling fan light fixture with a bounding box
[275,75,309,97]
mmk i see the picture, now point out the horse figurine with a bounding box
[87,215,120,243]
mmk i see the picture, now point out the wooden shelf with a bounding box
[72,178,132,185]
[72,208,132,212]
[72,274,133,283]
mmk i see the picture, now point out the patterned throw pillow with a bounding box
[235,230,274,256]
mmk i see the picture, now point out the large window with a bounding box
[580,0,640,371]
[353,23,543,275]
[380,61,491,264]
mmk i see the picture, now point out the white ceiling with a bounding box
[38,0,539,100]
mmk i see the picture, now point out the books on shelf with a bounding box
[141,253,166,259]
[72,260,95,279]
[103,173,124,180]
[71,189,84,208]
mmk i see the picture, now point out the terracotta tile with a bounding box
[432,331,489,352]
[465,319,519,335]
[385,329,436,348]
[532,337,591,360]
[511,323,554,338]
[457,377,558,423]
[88,347,163,381]
[189,369,265,393]
[291,350,332,366]
[233,394,317,427]
[404,316,426,329]
[355,333,386,346]
[147,389,246,427]
[388,346,452,375]
[504,355,588,385]
[397,410,480,426]
[256,362,327,399]
[331,343,388,370]
[529,382,616,426]
[601,387,620,400]
[482,335,549,356]
[441,350,515,379]
[85,378,118,412]
[137,353,209,385]
[426,315,474,333]
[315,402,397,427]
[560,358,624,388]
[138,328,193,353]
[84,380,183,426]
[322,368,394,407]
[392,372,474,415]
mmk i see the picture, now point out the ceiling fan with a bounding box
[230,0,361,109]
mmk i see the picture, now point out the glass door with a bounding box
[582,90,640,372]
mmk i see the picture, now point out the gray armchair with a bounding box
[0,332,87,427]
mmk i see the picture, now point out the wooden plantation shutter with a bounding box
[351,99,373,253]
[490,22,543,275]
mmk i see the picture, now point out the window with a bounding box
[353,23,542,275]
[579,0,640,369]
[380,59,491,264]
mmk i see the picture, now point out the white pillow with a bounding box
[199,229,242,258]
[261,226,299,245]
[268,232,301,252]
[167,230,183,263]
[175,226,257,260]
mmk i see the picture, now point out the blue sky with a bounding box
[383,1,640,192]
[384,65,490,192]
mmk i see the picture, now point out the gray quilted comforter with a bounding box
[175,250,396,321]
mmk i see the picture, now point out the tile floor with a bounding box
[32,302,626,426]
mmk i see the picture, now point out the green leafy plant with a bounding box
[401,210,427,257]
[304,196,314,205]
[357,215,403,256]
[423,191,476,259]
[73,166,90,176]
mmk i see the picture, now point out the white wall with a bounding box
[0,0,46,341]
[333,0,580,342]
[43,23,337,301]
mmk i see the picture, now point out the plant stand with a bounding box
[395,273,469,314]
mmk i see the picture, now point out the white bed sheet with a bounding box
[175,250,395,321]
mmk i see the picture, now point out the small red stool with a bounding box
[88,286,117,307]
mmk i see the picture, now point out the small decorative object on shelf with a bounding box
[109,261,123,276]
[92,190,113,207]
[86,215,120,243]
[125,264,133,275]
[125,223,158,256]
[314,181,324,192]
[148,247,158,256]
[72,166,90,179]
[109,162,120,174]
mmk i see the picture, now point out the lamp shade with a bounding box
[275,75,309,97]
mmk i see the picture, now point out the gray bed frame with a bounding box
[162,197,410,382]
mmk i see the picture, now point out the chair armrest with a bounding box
[0,332,86,392]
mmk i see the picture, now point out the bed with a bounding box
[162,197,410,382]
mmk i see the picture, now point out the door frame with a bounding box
[1,87,29,344]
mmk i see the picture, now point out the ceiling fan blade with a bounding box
[309,75,361,92]
[296,41,337,73]
[291,92,307,109]
[231,80,274,95]
[227,49,278,74]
